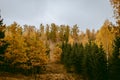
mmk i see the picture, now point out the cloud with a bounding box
[0,0,114,31]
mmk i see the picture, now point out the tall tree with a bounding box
[71,24,79,43]
[4,23,48,74]
[23,25,48,68]
[73,43,84,73]
[95,20,115,57]
[83,42,107,80]
[45,24,50,40]
[50,23,58,42]
[64,25,70,42]
[0,14,5,39]
[109,36,120,80]
[59,25,65,42]
[39,24,45,40]
[4,22,28,69]
[0,15,8,67]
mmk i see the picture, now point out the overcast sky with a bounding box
[0,0,115,31]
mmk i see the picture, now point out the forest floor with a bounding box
[0,63,83,80]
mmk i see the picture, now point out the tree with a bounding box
[0,16,4,39]
[109,36,120,80]
[64,25,70,42]
[4,22,28,70]
[61,42,84,73]
[95,20,115,57]
[90,29,96,41]
[39,24,46,40]
[61,42,72,68]
[110,0,120,25]
[50,23,58,42]
[71,24,79,43]
[0,15,8,71]
[73,43,84,73]
[86,28,91,41]
[4,23,48,74]
[45,24,50,40]
[110,0,120,37]
[23,25,48,70]
[83,42,107,80]
[59,25,65,42]
[0,10,3,26]
[0,15,7,55]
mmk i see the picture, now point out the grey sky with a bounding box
[0,0,114,31]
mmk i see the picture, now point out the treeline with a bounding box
[0,18,120,78]
[0,19,120,79]
[0,0,120,79]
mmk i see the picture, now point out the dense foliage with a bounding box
[0,1,120,79]
[109,36,120,80]
[61,42,107,80]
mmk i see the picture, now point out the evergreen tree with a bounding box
[74,43,84,73]
[0,16,8,55]
[83,42,107,80]
[0,14,9,72]
[61,42,84,73]
[109,36,120,80]
[0,15,4,39]
[64,25,70,42]
[61,42,72,70]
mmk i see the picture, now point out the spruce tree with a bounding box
[74,43,84,73]
[97,45,108,80]
[0,15,7,55]
[83,42,107,80]
[109,37,120,80]
[0,15,4,39]
[0,14,8,72]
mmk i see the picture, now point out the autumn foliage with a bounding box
[0,1,120,79]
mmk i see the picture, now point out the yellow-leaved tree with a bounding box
[4,23,48,71]
[95,20,115,57]
[5,22,28,69]
[23,25,48,67]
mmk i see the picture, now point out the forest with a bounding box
[0,0,120,80]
